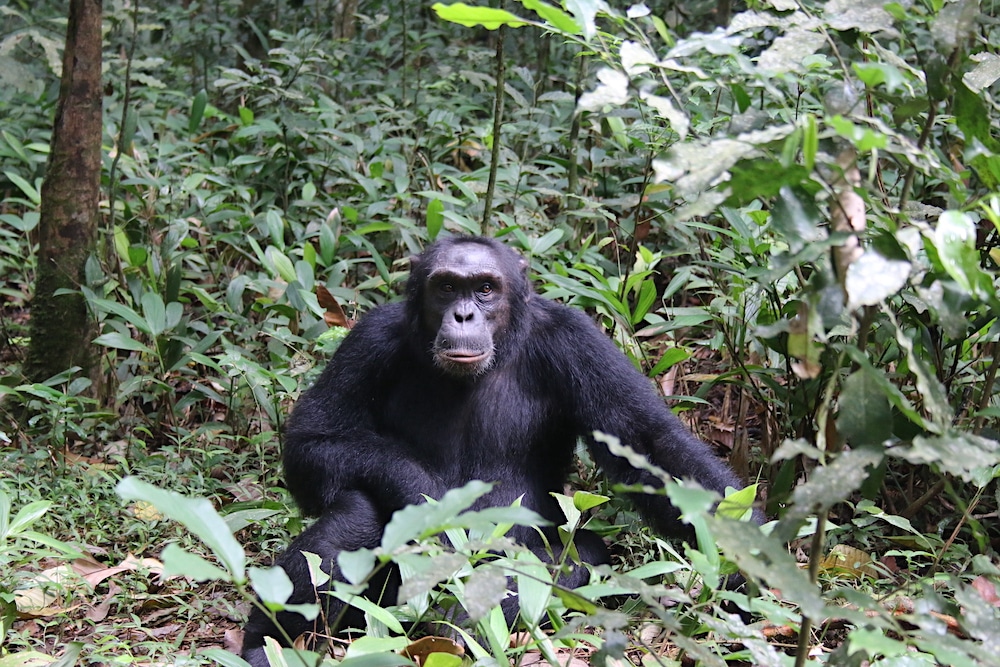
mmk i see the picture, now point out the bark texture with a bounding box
[24,0,103,384]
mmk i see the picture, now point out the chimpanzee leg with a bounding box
[242,491,396,666]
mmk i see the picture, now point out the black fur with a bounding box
[241,237,749,664]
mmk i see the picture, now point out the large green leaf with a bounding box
[837,368,893,448]
[432,3,529,29]
[116,477,246,582]
[520,0,580,34]
[933,211,995,301]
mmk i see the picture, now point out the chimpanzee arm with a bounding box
[283,304,447,517]
[541,302,748,536]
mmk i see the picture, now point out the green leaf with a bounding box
[48,643,84,667]
[771,186,826,252]
[7,500,51,535]
[120,106,138,152]
[162,543,232,582]
[514,551,552,625]
[381,481,492,552]
[963,52,1000,94]
[631,279,657,325]
[114,225,131,265]
[423,653,463,667]
[198,648,253,667]
[301,181,316,202]
[564,0,603,39]
[0,489,9,537]
[803,114,818,171]
[330,589,407,633]
[432,3,530,29]
[837,368,893,448]
[339,654,413,667]
[891,312,955,428]
[141,291,167,337]
[189,89,208,134]
[337,547,376,585]
[302,551,331,590]
[829,115,888,152]
[624,561,684,579]
[552,586,598,613]
[344,637,412,660]
[461,568,509,622]
[529,228,564,256]
[717,484,757,521]
[426,198,444,241]
[265,246,297,283]
[249,565,294,608]
[710,518,829,620]
[776,449,884,540]
[3,170,39,205]
[116,477,246,582]
[849,628,909,657]
[648,347,691,379]
[519,0,581,34]
[891,432,1000,485]
[853,62,907,92]
[397,552,467,602]
[934,210,994,300]
[552,492,581,528]
[845,250,911,310]
[572,490,609,512]
[85,291,152,334]
[93,332,153,354]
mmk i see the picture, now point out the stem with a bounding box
[898,106,936,211]
[567,50,585,215]
[482,24,507,231]
[107,1,140,280]
[973,342,999,434]
[794,511,827,667]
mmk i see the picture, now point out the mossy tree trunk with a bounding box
[24,0,103,386]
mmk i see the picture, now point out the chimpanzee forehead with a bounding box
[429,242,505,278]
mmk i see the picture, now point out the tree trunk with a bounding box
[23,0,103,386]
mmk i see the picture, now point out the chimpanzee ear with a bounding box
[409,254,421,273]
[518,256,528,274]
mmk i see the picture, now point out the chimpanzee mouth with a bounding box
[441,350,491,364]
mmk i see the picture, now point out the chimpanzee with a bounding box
[241,236,755,663]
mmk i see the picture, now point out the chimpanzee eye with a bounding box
[440,283,454,293]
[478,282,493,295]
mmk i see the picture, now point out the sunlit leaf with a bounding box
[520,0,580,34]
[933,211,994,300]
[845,251,911,310]
[963,52,1000,93]
[432,3,529,29]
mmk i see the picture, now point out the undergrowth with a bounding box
[1,0,999,665]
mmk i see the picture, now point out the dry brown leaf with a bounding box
[317,284,353,329]
[401,636,465,666]
[820,544,879,579]
[14,565,88,617]
[79,554,164,588]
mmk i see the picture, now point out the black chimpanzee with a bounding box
[241,236,755,663]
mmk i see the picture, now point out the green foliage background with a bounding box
[1,0,999,665]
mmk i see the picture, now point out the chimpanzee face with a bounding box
[422,242,510,376]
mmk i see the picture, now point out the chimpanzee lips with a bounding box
[442,350,491,364]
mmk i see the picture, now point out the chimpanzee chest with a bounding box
[377,365,566,486]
